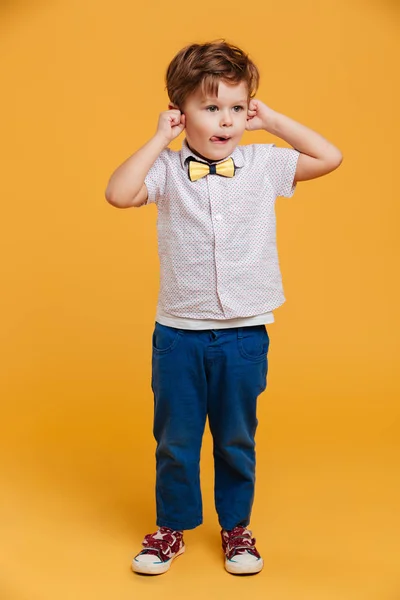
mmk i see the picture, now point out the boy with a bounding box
[105,40,342,576]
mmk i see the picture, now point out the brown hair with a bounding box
[166,40,260,109]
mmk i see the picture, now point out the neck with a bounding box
[186,141,229,163]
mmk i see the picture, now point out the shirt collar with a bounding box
[179,137,245,170]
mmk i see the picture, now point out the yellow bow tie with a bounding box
[188,157,235,182]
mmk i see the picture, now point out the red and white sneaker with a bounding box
[132,527,185,575]
[221,526,263,574]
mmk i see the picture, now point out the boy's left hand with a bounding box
[246,99,276,132]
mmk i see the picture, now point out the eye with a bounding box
[206,105,218,112]
[233,106,244,112]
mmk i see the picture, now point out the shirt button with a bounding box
[215,214,222,221]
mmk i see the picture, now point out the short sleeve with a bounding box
[144,151,168,205]
[265,145,300,198]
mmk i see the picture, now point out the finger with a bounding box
[248,99,257,111]
[166,109,181,120]
[172,118,185,130]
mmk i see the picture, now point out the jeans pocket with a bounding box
[238,325,269,362]
[152,322,184,354]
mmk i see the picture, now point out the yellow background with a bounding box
[1,1,399,598]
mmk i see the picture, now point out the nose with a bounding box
[220,109,233,127]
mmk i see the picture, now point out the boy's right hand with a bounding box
[156,109,186,145]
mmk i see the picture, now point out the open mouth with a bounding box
[210,136,231,143]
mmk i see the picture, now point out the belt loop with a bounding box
[237,327,243,339]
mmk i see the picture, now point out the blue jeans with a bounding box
[151,322,269,531]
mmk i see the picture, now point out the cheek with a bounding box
[186,116,210,137]
[236,116,248,133]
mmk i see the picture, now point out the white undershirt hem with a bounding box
[155,308,275,330]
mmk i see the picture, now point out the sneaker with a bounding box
[221,526,263,574]
[132,526,185,575]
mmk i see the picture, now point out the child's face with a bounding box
[179,80,249,162]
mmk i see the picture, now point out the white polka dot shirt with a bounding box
[144,138,300,330]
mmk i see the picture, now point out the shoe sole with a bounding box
[225,557,264,575]
[132,545,185,575]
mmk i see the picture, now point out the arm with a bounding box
[105,109,185,208]
[246,100,343,184]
